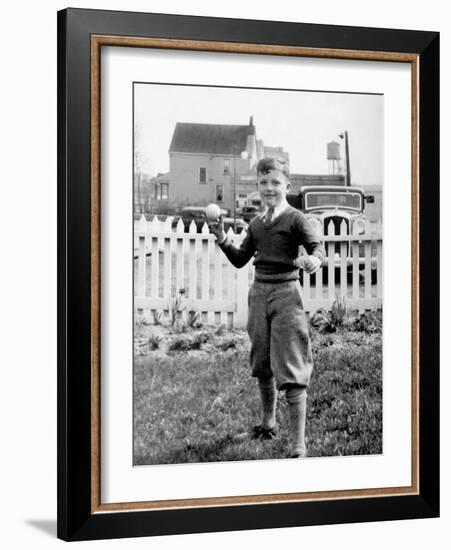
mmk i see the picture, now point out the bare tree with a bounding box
[134,123,147,214]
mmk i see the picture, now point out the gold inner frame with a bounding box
[90,35,419,514]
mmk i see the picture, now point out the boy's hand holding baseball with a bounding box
[303,255,322,274]
[208,215,227,244]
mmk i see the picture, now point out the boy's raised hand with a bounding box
[304,255,322,274]
[208,215,227,244]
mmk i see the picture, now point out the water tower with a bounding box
[327,140,341,175]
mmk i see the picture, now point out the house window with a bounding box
[160,183,168,200]
[223,159,230,175]
[199,167,207,184]
[216,185,224,202]
[154,182,169,200]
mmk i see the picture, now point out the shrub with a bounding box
[148,334,161,350]
[187,310,202,329]
[193,331,212,346]
[215,325,226,336]
[168,288,186,326]
[168,336,193,352]
[135,318,146,338]
[352,310,382,333]
[219,338,236,351]
[310,296,349,333]
[167,330,215,352]
[152,310,163,325]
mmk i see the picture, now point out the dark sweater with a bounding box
[219,206,325,281]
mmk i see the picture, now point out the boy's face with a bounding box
[258,169,291,208]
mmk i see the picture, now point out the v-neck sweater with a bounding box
[220,206,325,281]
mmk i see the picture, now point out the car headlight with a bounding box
[307,217,322,237]
[352,218,366,235]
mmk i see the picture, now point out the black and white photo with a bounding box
[133,82,384,466]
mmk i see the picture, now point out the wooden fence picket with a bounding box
[201,224,210,322]
[137,234,146,299]
[352,239,360,300]
[163,236,171,299]
[226,227,235,305]
[377,239,383,300]
[188,233,197,302]
[376,221,383,301]
[325,221,334,301]
[364,241,372,299]
[340,220,348,298]
[315,250,323,302]
[207,234,215,324]
[150,236,159,299]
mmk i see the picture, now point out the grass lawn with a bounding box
[133,319,382,465]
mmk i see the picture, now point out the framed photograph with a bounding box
[57,8,439,541]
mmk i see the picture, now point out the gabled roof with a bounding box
[152,172,170,183]
[169,122,254,155]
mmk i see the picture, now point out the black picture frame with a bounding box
[57,7,439,542]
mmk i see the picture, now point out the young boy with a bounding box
[209,157,325,458]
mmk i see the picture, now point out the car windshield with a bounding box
[305,192,362,211]
[182,209,204,217]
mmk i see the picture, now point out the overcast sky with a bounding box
[134,83,383,188]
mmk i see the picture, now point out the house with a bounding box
[149,172,170,214]
[167,117,287,213]
[361,184,383,222]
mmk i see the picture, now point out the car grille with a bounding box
[323,216,350,257]
[323,216,349,236]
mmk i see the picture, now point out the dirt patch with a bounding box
[134,322,250,356]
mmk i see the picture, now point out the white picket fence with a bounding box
[134,215,382,328]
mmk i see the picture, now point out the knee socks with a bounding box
[286,386,307,457]
[258,377,277,429]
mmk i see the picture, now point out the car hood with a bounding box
[307,209,361,221]
[223,217,246,225]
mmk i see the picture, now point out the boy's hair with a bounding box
[256,157,290,178]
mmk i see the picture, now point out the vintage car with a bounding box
[172,206,247,233]
[240,205,260,223]
[287,185,368,261]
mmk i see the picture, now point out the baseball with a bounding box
[205,203,221,221]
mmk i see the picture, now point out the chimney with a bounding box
[249,116,254,127]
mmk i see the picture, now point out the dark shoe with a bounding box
[251,424,279,440]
